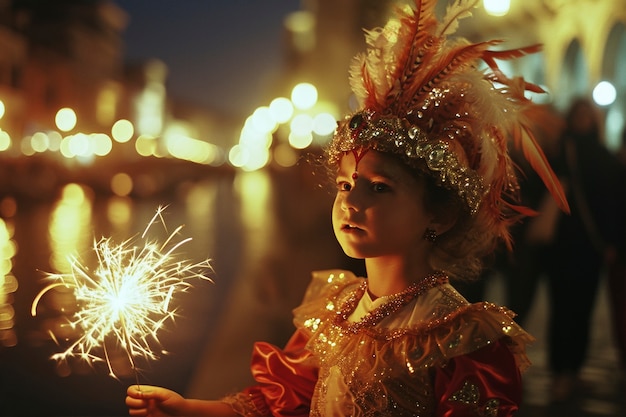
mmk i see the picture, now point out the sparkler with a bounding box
[31,206,213,383]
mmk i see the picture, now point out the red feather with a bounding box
[406,40,498,107]
[481,44,543,69]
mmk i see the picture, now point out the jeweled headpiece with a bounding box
[327,0,569,243]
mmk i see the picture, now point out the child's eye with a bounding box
[337,181,352,192]
[371,182,389,192]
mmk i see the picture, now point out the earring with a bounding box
[423,227,437,243]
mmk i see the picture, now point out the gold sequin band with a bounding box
[328,110,486,213]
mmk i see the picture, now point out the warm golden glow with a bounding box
[92,133,113,156]
[0,217,17,348]
[135,60,167,137]
[30,132,49,153]
[49,184,92,273]
[68,133,91,157]
[312,112,337,136]
[96,83,119,126]
[251,106,278,134]
[291,82,318,110]
[483,0,510,16]
[107,197,133,229]
[269,97,294,123]
[288,131,313,149]
[0,130,10,151]
[234,171,277,275]
[290,114,313,136]
[135,134,158,157]
[285,11,316,52]
[55,108,77,132]
[236,171,273,232]
[229,144,248,168]
[273,143,298,167]
[20,136,35,156]
[112,119,134,143]
[47,131,62,152]
[165,133,218,164]
[241,146,270,171]
[110,173,133,196]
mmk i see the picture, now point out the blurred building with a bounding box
[281,0,626,150]
[0,0,625,177]
[0,0,127,139]
[0,0,234,200]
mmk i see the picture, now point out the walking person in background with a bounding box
[607,127,626,381]
[125,1,569,415]
[542,98,626,403]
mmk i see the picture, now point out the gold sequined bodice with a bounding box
[293,270,533,417]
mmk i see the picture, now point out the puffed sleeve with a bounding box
[225,328,318,417]
[434,338,523,417]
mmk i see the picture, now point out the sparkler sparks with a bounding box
[31,206,213,380]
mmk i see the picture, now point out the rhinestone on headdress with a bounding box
[328,110,486,213]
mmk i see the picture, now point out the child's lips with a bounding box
[342,223,363,231]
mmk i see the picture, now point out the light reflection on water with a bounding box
[0,214,18,348]
[48,183,93,274]
[41,184,140,378]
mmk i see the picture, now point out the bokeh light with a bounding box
[0,130,12,151]
[312,113,337,136]
[135,134,158,157]
[55,108,77,132]
[111,119,134,143]
[291,83,318,110]
[111,173,133,196]
[0,216,18,348]
[269,97,294,123]
[483,0,510,16]
[592,81,616,106]
[251,106,278,134]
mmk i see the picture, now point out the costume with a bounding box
[222,0,564,414]
[224,270,534,416]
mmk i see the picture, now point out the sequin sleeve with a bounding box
[224,270,358,417]
[223,328,318,417]
[434,339,522,417]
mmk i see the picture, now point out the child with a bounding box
[126,0,568,415]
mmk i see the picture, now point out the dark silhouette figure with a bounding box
[543,98,626,403]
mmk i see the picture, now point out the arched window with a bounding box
[557,39,588,111]
[602,23,626,151]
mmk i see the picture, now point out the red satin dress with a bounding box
[223,270,534,417]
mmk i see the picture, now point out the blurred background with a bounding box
[0,0,624,416]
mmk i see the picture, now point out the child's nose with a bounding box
[341,183,364,211]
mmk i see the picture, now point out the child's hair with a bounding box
[420,168,492,280]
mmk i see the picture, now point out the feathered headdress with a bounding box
[328,0,569,247]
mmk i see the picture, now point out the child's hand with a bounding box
[126,385,186,417]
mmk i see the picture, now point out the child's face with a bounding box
[332,150,434,260]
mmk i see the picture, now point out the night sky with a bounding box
[113,0,301,116]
